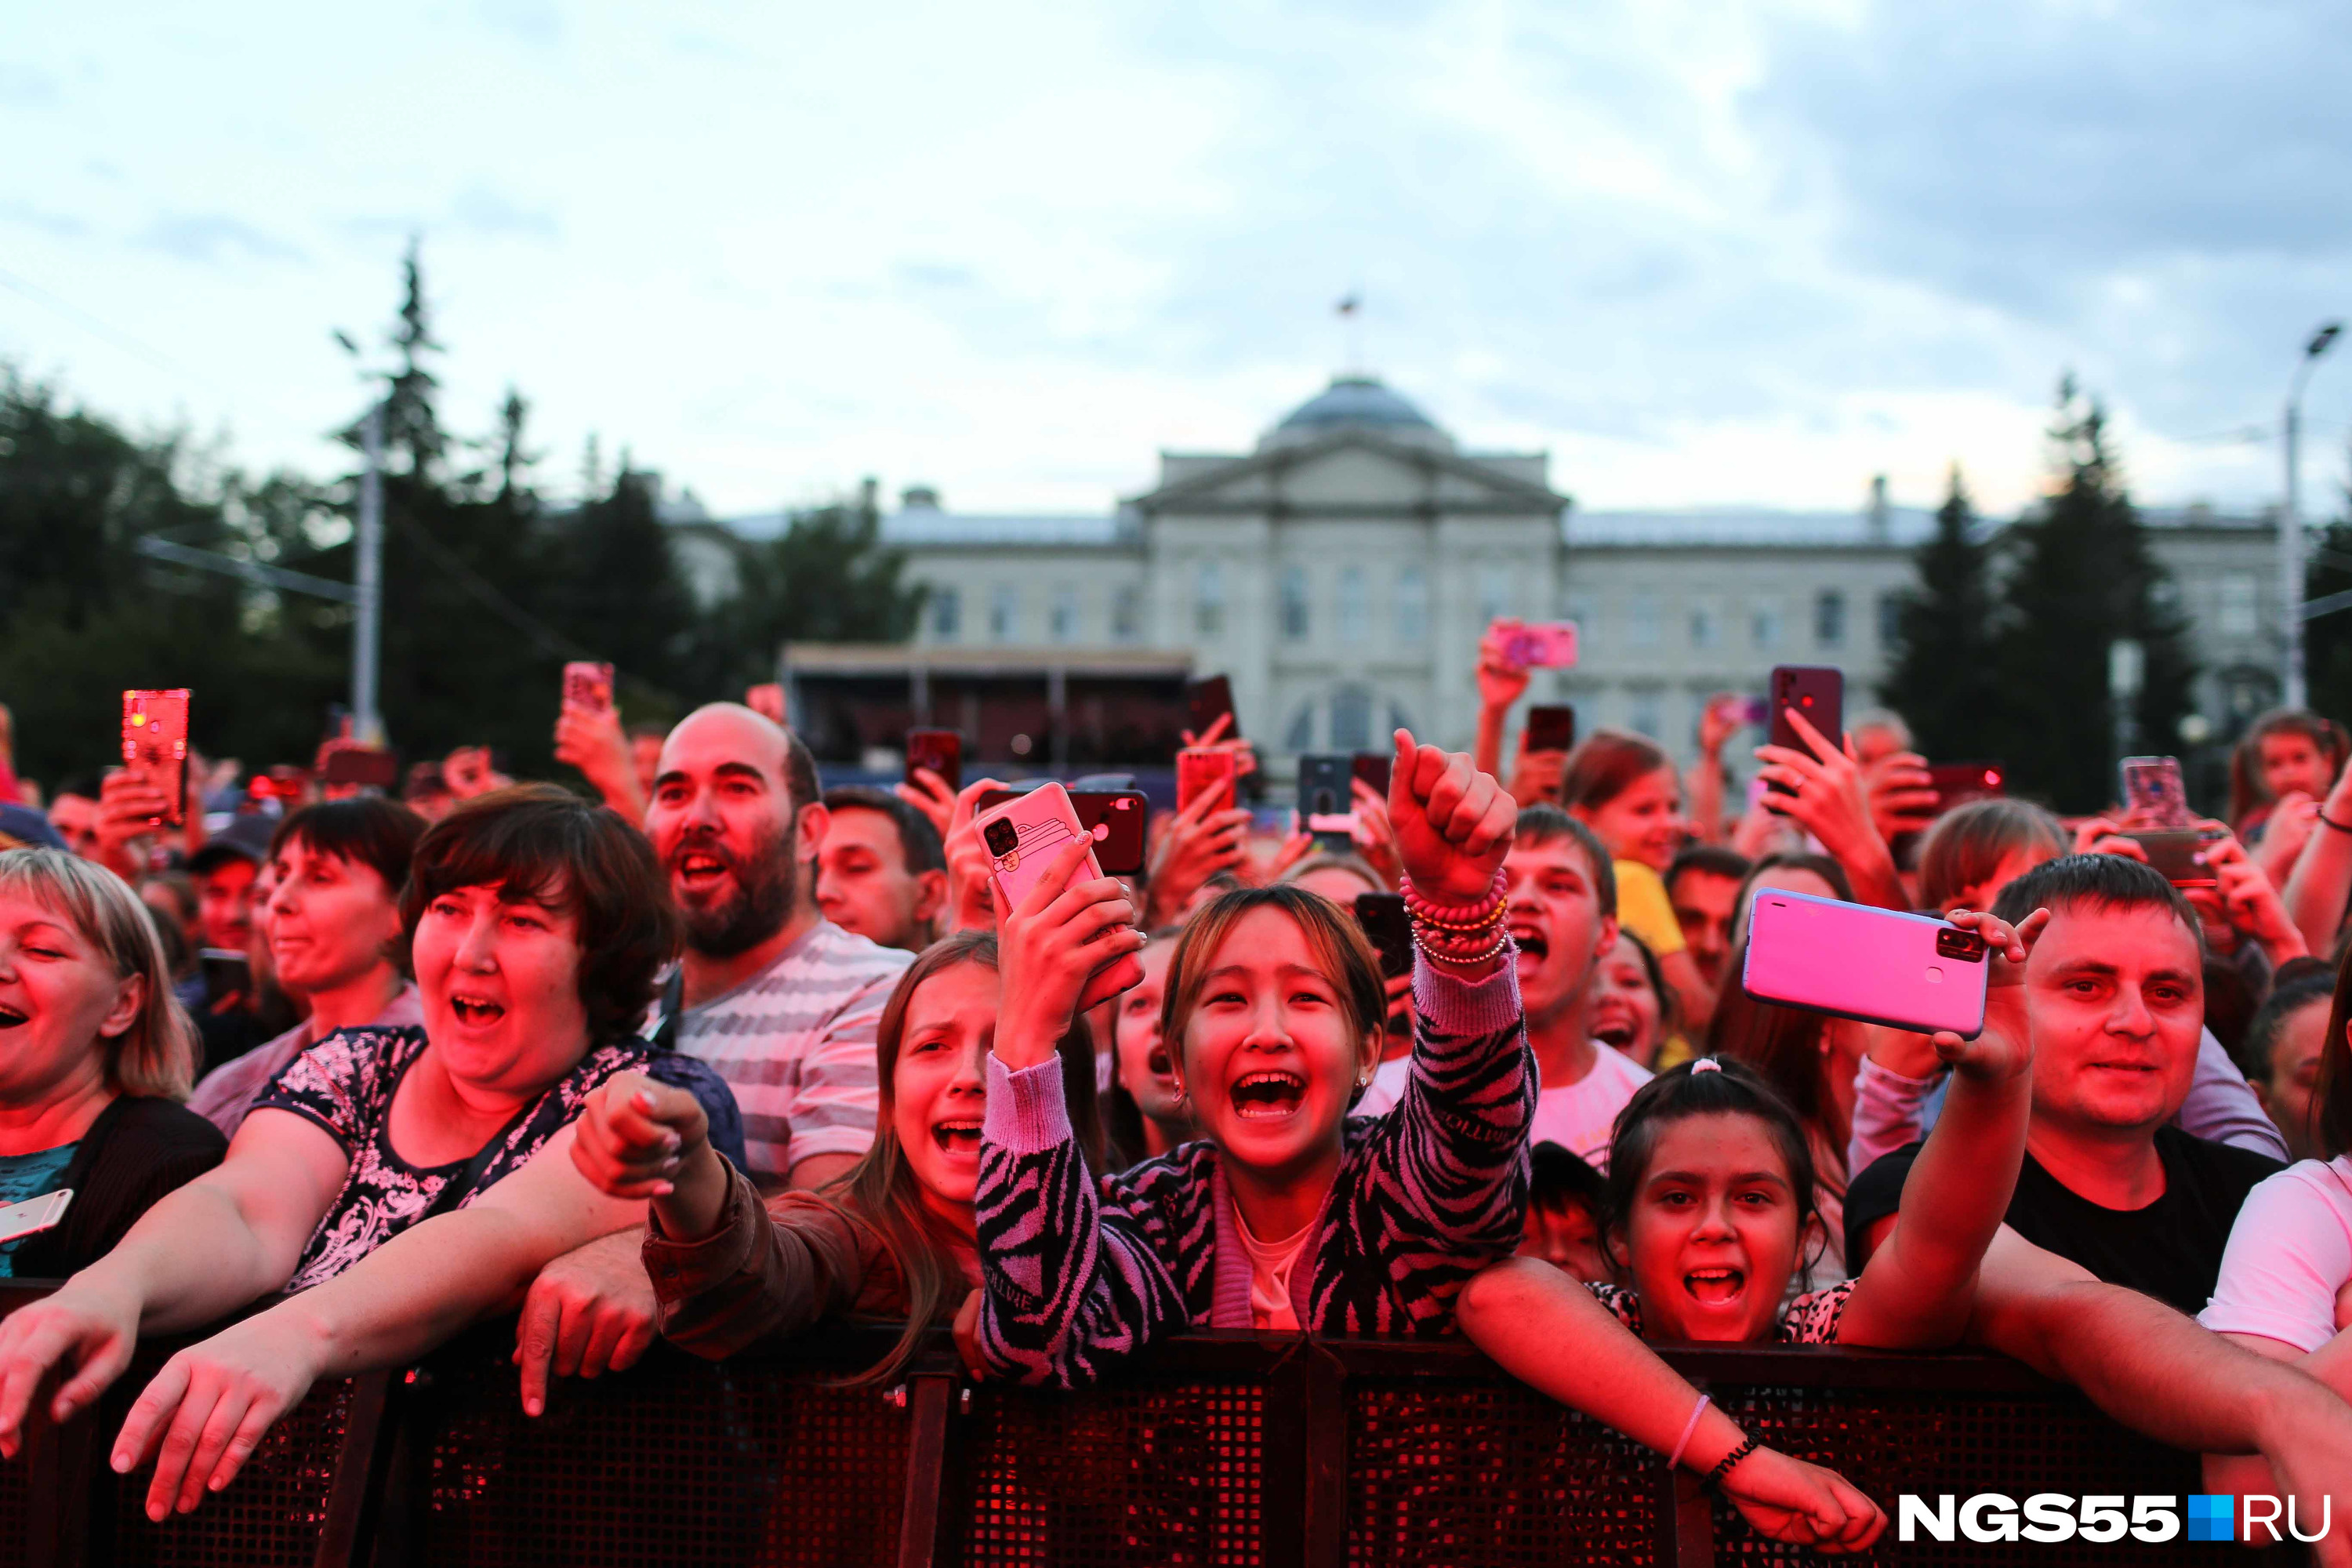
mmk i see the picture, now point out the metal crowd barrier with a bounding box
[0,1281,2242,1566]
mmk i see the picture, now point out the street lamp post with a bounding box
[2284,321,2343,711]
[336,331,389,746]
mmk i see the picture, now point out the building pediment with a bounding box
[1128,430,1569,518]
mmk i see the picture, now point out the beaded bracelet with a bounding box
[1702,1436,1759,1494]
[1401,869,1508,930]
[1414,927,1511,967]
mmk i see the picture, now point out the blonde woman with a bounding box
[0,848,225,1279]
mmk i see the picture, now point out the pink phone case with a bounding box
[975,782,1103,910]
[1503,621,1580,669]
[1741,888,1987,1038]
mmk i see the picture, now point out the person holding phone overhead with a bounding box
[0,848,224,1279]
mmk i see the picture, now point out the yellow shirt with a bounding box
[1611,859,1687,956]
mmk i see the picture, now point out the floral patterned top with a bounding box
[256,1025,662,1290]
[1585,1276,1858,1345]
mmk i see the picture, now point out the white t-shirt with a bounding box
[1233,1207,1312,1330]
[2198,1156,2352,1354]
[1526,1043,1653,1174]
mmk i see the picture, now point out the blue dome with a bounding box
[1276,376,1439,434]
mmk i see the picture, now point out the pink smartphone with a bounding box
[975,782,1102,910]
[1742,888,1989,1037]
[1501,620,1580,669]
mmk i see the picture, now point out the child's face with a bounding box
[891,961,996,1213]
[1113,942,1185,1126]
[1589,939,1663,1068]
[1618,1111,1802,1343]
[1176,906,1374,1186]
[1520,1198,1610,1283]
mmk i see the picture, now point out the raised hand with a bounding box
[1386,729,1514,906]
[1145,773,1250,925]
[572,1072,709,1201]
[1928,907,2048,1080]
[1752,709,1904,910]
[993,837,1146,1069]
[940,777,1011,932]
[1475,619,1531,714]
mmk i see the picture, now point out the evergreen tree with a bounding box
[383,236,445,480]
[688,488,927,691]
[540,467,697,718]
[1880,465,2004,759]
[1994,379,2198,811]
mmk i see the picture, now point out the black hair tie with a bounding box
[1703,1436,1760,1494]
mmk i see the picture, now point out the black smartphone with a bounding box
[199,947,251,1002]
[1524,704,1577,753]
[1351,753,1392,798]
[2125,826,2226,890]
[1185,675,1237,741]
[1297,755,1356,848]
[906,728,963,793]
[1355,892,1414,979]
[1767,666,1844,794]
[975,787,1150,875]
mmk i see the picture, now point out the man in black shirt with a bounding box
[1846,855,2282,1314]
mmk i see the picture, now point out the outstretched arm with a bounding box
[1837,910,2042,1350]
[107,1123,645,1521]
[1461,1260,1885,1553]
[1969,1229,2352,1568]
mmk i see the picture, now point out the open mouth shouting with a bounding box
[672,846,735,895]
[448,991,507,1029]
[931,1117,982,1157]
[1682,1265,1745,1308]
[1145,1045,1174,1081]
[1230,1069,1307,1120]
[0,1004,25,1030]
[1508,922,1546,978]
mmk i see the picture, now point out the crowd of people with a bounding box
[0,636,2349,1558]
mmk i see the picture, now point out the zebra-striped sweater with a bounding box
[975,952,1533,1387]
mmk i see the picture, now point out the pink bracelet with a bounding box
[1666,1393,1711,1470]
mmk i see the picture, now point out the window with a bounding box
[1814,590,1846,648]
[1195,561,1225,636]
[1396,565,1428,644]
[1279,564,1309,642]
[1629,593,1661,648]
[1628,690,1661,739]
[1048,585,1078,643]
[1751,604,1781,649]
[1337,565,1367,644]
[1330,684,1374,751]
[1564,593,1596,646]
[1112,585,1142,643]
[1878,592,1903,648]
[1690,605,1718,648]
[2219,574,2258,637]
[930,586,961,641]
[989,585,1018,642]
[1479,564,1511,627]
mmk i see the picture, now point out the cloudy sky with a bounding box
[6,1,2348,521]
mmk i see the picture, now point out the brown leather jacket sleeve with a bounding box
[641,1159,875,1359]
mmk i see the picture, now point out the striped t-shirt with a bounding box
[670,920,913,1189]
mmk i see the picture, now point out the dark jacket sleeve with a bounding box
[641,1163,877,1359]
[13,1098,228,1280]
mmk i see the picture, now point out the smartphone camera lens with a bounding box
[983,818,1018,857]
[1935,928,1987,963]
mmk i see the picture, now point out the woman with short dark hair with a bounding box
[187,797,429,1136]
[0,786,736,1520]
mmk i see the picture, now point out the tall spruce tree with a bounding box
[1881,465,2004,759]
[1994,379,2197,811]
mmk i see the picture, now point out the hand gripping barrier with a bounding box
[0,1282,2241,1566]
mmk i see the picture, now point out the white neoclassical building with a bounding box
[702,376,2288,775]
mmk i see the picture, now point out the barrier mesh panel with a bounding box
[963,1377,1268,1565]
[107,1375,354,1568]
[413,1338,906,1567]
[1709,1382,2237,1567]
[1346,1376,1659,1566]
